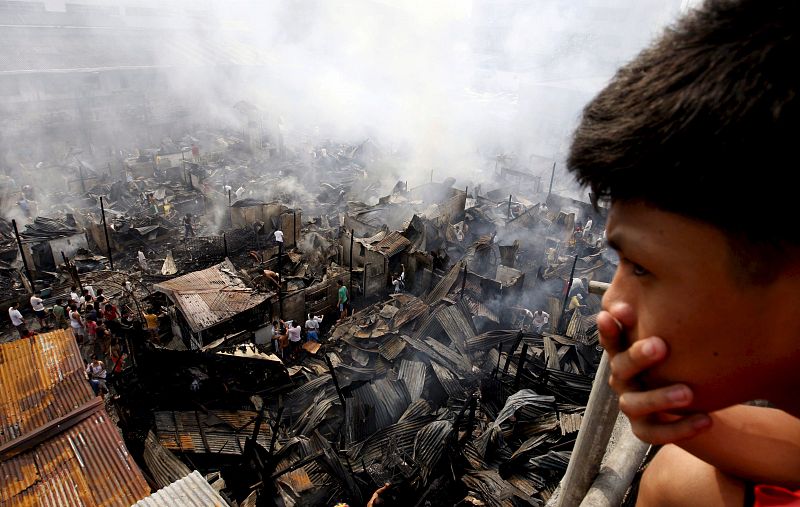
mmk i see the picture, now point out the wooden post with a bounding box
[507,194,513,220]
[555,352,619,507]
[514,342,529,389]
[548,162,556,201]
[223,233,228,258]
[11,219,33,287]
[99,196,114,271]
[502,331,524,376]
[460,262,467,300]
[293,211,297,248]
[580,423,649,507]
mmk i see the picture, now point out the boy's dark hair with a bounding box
[568,0,799,279]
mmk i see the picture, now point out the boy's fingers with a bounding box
[597,311,623,353]
[609,337,668,383]
[619,384,693,418]
[629,413,712,446]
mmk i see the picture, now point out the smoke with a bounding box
[1,0,685,210]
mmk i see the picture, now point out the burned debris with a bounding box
[2,75,614,507]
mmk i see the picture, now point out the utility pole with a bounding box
[559,254,579,333]
[99,196,114,270]
[547,162,556,201]
[11,219,33,287]
[507,194,513,220]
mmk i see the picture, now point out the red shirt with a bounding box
[755,485,800,507]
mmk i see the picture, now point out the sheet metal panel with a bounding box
[154,260,271,333]
[134,470,227,507]
[0,329,94,448]
[0,411,150,506]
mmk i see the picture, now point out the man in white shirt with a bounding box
[305,314,321,342]
[30,291,47,330]
[8,303,26,337]
[531,310,550,334]
[274,229,284,244]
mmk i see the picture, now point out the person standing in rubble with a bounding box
[191,143,200,163]
[274,228,284,245]
[337,279,348,322]
[85,355,107,396]
[531,310,550,334]
[30,291,47,330]
[143,309,161,342]
[183,214,195,239]
[8,302,26,338]
[52,298,68,329]
[69,304,84,343]
[305,314,321,343]
[286,320,302,360]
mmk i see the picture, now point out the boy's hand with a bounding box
[598,304,712,445]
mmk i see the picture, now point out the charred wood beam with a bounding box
[325,354,347,448]
[11,219,33,286]
[502,331,524,376]
[559,254,579,333]
[99,196,114,270]
[513,342,529,390]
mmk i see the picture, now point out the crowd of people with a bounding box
[6,283,137,397]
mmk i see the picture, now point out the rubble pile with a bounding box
[1,125,615,506]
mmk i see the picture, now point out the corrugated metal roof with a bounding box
[368,231,411,258]
[424,262,462,305]
[0,411,150,506]
[0,329,95,448]
[397,359,426,401]
[154,260,270,333]
[142,431,192,489]
[154,410,272,456]
[133,470,227,507]
[389,295,428,330]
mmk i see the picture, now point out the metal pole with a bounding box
[363,263,369,299]
[99,196,114,271]
[507,194,513,220]
[560,254,579,333]
[278,241,283,317]
[12,219,33,287]
[548,162,556,200]
[349,229,354,302]
[223,233,228,258]
[293,211,297,248]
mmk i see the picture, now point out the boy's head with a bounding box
[570,0,799,282]
[569,0,800,412]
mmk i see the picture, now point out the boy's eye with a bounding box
[632,263,649,276]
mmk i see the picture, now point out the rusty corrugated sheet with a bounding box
[142,431,192,489]
[0,329,94,448]
[0,411,150,506]
[154,410,272,455]
[133,470,227,507]
[389,296,428,330]
[424,261,462,305]
[369,231,410,258]
[154,260,270,333]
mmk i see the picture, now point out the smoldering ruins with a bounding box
[0,1,686,506]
